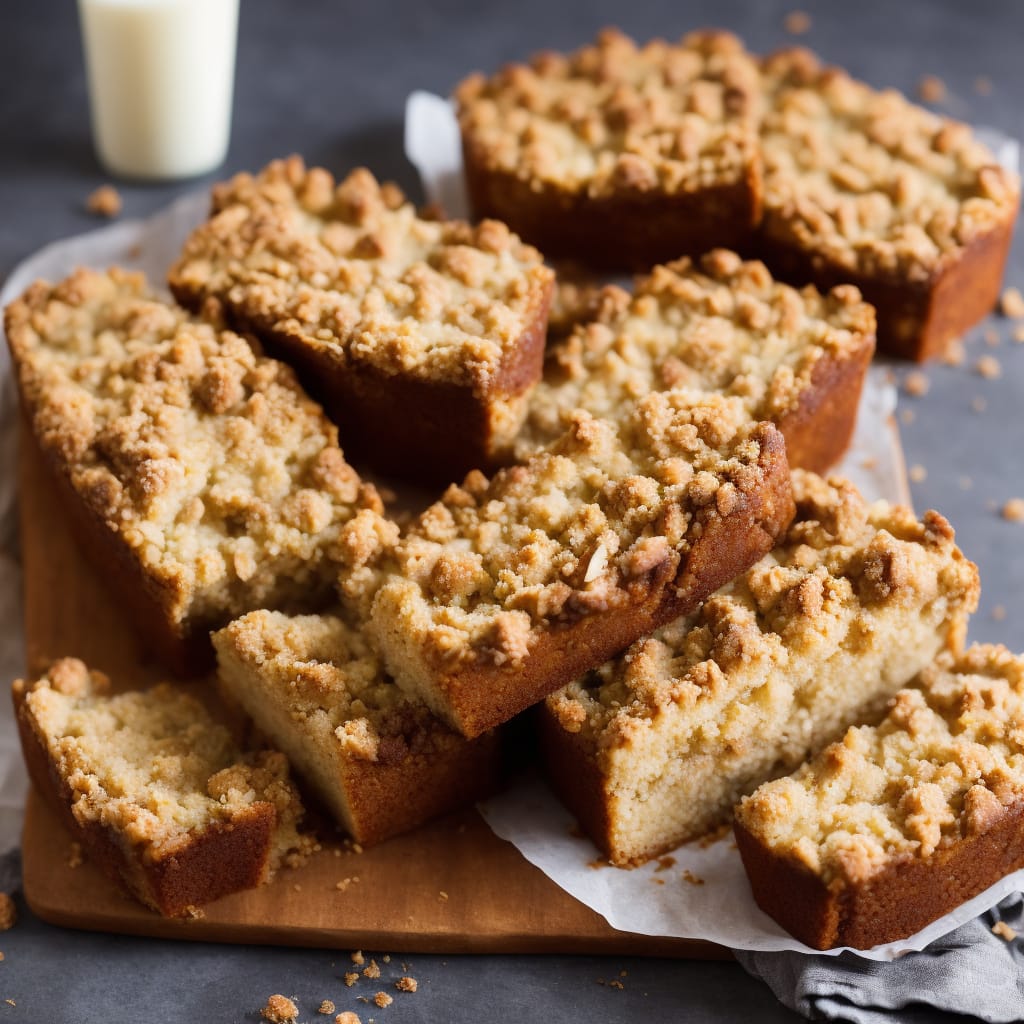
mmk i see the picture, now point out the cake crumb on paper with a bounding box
[783,10,811,34]
[1001,287,1024,319]
[655,856,676,872]
[86,184,122,218]
[395,977,418,993]
[261,994,299,1023]
[975,355,1002,379]
[917,75,946,103]
[682,869,705,886]
[1001,498,1024,522]
[902,371,930,397]
[993,920,1018,941]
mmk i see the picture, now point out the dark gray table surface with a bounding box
[2,0,1023,1020]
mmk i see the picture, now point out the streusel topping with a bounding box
[5,268,381,628]
[217,610,467,761]
[760,49,1020,279]
[368,390,781,667]
[547,471,977,738]
[737,644,1024,885]
[456,29,760,197]
[18,658,304,851]
[520,250,875,453]
[170,157,553,393]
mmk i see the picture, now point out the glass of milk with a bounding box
[77,0,240,180]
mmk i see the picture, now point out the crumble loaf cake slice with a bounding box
[4,267,382,673]
[213,610,502,846]
[14,657,308,917]
[359,389,794,739]
[518,249,876,472]
[758,47,1020,361]
[541,471,979,866]
[735,644,1024,950]
[456,29,762,269]
[169,156,554,483]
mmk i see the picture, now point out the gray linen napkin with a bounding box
[735,895,1024,1022]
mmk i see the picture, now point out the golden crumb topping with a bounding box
[737,644,1024,884]
[15,658,305,858]
[456,29,760,197]
[169,157,552,394]
[520,250,874,454]
[548,471,978,740]
[214,610,470,761]
[5,268,381,632]
[760,49,1020,279]
[367,390,782,668]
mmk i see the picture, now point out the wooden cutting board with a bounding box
[17,431,725,957]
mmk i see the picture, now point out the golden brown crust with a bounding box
[169,157,554,482]
[13,660,304,917]
[541,473,979,866]
[758,47,1020,360]
[213,611,502,845]
[520,250,877,472]
[5,268,380,673]
[735,644,1024,948]
[366,397,794,738]
[457,30,763,269]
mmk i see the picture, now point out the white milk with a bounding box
[78,0,239,180]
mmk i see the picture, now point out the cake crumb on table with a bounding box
[984,328,1001,347]
[959,476,973,491]
[942,340,965,366]
[335,1014,362,1024]
[351,950,365,965]
[1014,325,1024,343]
[382,955,391,963]
[362,960,381,979]
[395,977,418,993]
[1001,287,1024,318]
[344,973,360,987]
[972,396,988,414]
[319,1000,336,1015]
[783,10,811,34]
[0,895,14,931]
[261,994,299,1023]
[974,75,993,95]
[85,184,122,218]
[993,920,1018,941]
[373,992,393,1008]
[902,371,930,397]
[975,355,1002,379]
[909,464,927,483]
[916,75,946,103]
[900,408,916,425]
[437,891,449,903]
[1001,498,1024,522]
[608,979,625,990]
[992,605,1007,622]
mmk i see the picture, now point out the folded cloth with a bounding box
[735,895,1024,1023]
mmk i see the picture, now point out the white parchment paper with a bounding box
[405,90,1022,960]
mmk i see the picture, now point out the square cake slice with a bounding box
[363,390,794,739]
[758,48,1020,361]
[735,644,1024,950]
[4,268,382,674]
[212,610,502,846]
[14,657,308,917]
[541,471,979,866]
[518,249,876,473]
[169,157,554,483]
[456,29,763,270]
